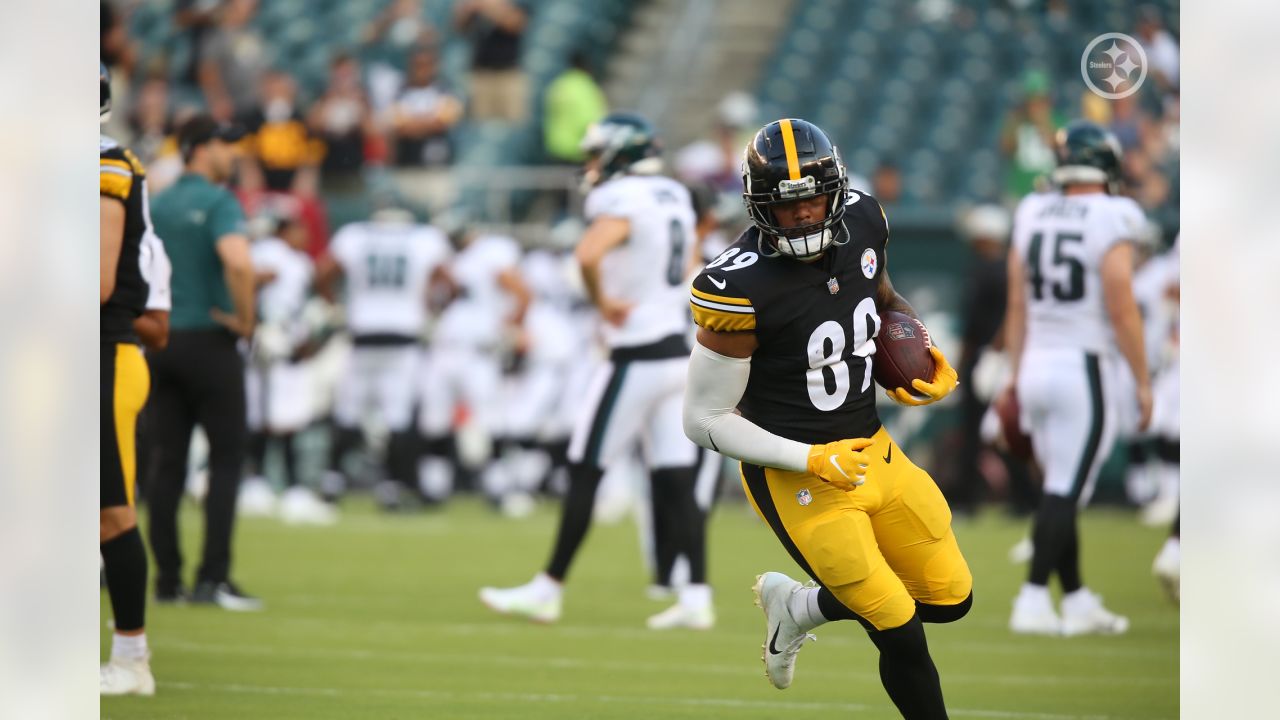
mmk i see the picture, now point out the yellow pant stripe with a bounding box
[113,344,150,506]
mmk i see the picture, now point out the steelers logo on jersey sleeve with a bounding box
[861,248,878,279]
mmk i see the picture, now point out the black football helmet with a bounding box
[742,118,848,259]
[579,112,663,191]
[100,61,111,124]
[1051,120,1123,193]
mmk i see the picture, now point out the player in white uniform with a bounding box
[317,206,451,508]
[416,228,530,503]
[1005,121,1151,636]
[480,114,715,629]
[495,247,585,511]
[240,210,336,524]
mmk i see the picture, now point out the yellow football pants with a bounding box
[741,426,972,631]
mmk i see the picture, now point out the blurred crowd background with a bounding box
[99,0,1180,520]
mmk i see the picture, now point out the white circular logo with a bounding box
[1080,32,1148,100]
[861,248,877,279]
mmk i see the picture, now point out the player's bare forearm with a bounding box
[101,197,125,304]
[1102,244,1149,388]
[133,310,170,350]
[875,269,917,319]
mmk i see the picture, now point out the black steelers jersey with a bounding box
[100,135,151,343]
[690,189,891,445]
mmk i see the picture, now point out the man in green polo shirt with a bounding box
[146,114,262,611]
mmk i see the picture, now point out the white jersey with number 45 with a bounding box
[585,174,697,349]
[330,220,451,337]
[1011,191,1146,356]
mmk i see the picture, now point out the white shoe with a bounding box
[1060,588,1129,636]
[1008,536,1034,564]
[753,572,815,690]
[479,574,562,623]
[1152,538,1180,604]
[279,486,338,526]
[100,656,155,696]
[646,602,715,630]
[646,584,675,601]
[1010,586,1062,635]
[237,476,277,517]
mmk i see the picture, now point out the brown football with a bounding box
[872,311,935,397]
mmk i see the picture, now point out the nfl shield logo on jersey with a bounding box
[861,248,877,278]
[826,277,840,295]
[797,489,813,506]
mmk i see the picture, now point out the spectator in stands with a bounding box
[388,45,463,168]
[1108,93,1143,152]
[240,70,325,196]
[871,159,902,205]
[543,52,607,164]
[999,69,1063,202]
[308,53,381,193]
[127,75,175,167]
[198,0,267,122]
[363,0,437,52]
[1136,5,1179,93]
[454,0,531,122]
[674,91,758,193]
[174,0,222,86]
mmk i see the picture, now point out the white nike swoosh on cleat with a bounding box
[708,276,727,289]
[829,456,849,478]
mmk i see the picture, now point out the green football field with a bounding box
[101,496,1178,719]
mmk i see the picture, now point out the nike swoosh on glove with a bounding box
[806,438,874,492]
[885,346,959,407]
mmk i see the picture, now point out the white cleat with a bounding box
[753,572,815,690]
[1010,588,1062,636]
[1060,588,1129,636]
[646,602,715,630]
[100,656,155,696]
[279,486,338,526]
[237,476,278,517]
[1152,538,1180,604]
[479,574,562,624]
[1007,536,1034,564]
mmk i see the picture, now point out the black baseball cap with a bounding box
[177,113,246,160]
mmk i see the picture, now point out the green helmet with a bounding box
[1052,120,1123,193]
[579,112,662,189]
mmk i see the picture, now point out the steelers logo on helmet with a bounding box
[742,118,849,260]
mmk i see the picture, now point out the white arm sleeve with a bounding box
[682,341,812,472]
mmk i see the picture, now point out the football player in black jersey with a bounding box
[683,119,969,718]
[100,62,157,695]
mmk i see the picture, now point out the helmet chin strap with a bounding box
[758,222,848,260]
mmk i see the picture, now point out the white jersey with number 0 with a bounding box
[330,220,451,337]
[585,174,696,349]
[1011,191,1146,356]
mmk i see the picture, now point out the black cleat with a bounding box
[191,580,264,612]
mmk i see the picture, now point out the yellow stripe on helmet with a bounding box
[778,119,801,181]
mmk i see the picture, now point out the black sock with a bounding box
[247,430,267,476]
[1055,513,1082,594]
[328,424,361,476]
[1156,437,1180,464]
[280,433,299,488]
[101,527,148,632]
[649,474,678,587]
[1028,494,1077,588]
[651,467,708,584]
[817,586,870,627]
[387,430,419,490]
[545,463,604,581]
[917,593,973,624]
[540,439,570,494]
[867,616,948,719]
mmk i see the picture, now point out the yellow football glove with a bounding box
[884,346,959,407]
[806,438,874,492]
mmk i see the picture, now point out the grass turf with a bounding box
[102,497,1177,719]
